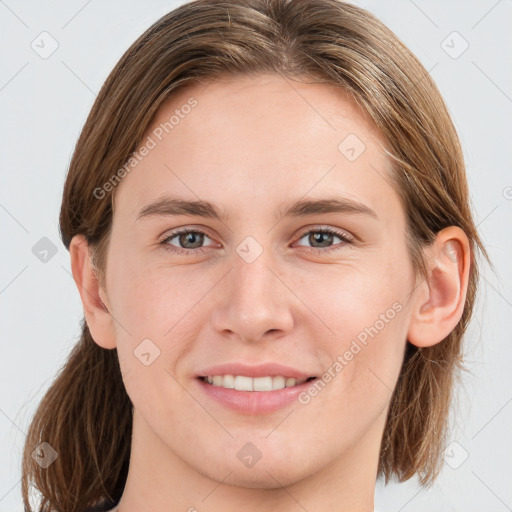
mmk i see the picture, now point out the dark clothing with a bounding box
[84,501,117,512]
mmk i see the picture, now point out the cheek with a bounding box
[108,260,220,382]
[110,258,210,333]
[109,263,207,415]
[308,259,408,340]
[306,258,410,395]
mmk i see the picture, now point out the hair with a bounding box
[21,0,492,510]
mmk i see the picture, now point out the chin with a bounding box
[193,441,316,489]
[209,462,310,489]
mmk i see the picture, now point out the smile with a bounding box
[200,375,316,391]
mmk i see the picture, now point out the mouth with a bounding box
[198,375,318,391]
[196,369,320,414]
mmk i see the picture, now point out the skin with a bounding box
[70,74,470,512]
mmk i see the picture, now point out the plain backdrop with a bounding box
[1,1,511,511]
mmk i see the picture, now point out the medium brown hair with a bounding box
[21,0,491,510]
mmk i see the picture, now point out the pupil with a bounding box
[311,232,332,247]
[180,232,203,249]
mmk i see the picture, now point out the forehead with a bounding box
[113,74,400,226]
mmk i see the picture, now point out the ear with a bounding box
[69,234,117,349]
[407,226,471,348]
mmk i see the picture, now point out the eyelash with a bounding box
[159,226,355,256]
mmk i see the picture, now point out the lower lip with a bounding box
[196,377,318,415]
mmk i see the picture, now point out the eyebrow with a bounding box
[135,194,378,222]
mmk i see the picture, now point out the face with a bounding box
[101,74,417,487]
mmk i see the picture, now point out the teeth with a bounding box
[203,375,308,391]
[235,375,253,391]
[285,378,296,387]
[223,374,235,388]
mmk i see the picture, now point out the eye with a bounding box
[159,226,355,256]
[293,227,354,253]
[159,228,216,256]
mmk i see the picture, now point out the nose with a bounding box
[210,251,295,343]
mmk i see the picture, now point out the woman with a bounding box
[21,0,490,511]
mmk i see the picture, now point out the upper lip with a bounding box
[197,362,316,379]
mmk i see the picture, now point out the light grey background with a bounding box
[1,1,511,511]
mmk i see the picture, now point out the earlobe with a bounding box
[69,234,117,349]
[407,227,471,348]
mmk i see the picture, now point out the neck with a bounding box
[116,409,384,512]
